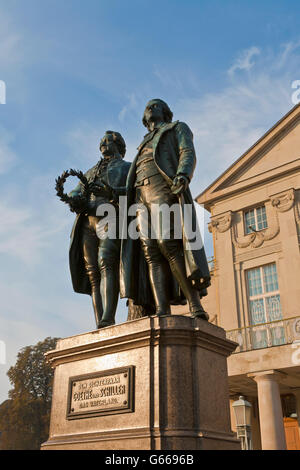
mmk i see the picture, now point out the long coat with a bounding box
[120,121,211,309]
[69,157,131,295]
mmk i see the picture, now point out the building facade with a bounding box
[197,103,300,450]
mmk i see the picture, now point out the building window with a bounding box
[246,263,284,349]
[244,206,267,234]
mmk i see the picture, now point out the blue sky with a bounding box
[1,0,300,402]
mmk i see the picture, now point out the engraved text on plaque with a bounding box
[67,366,135,419]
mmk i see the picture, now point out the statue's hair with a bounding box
[142,99,173,130]
[100,130,126,158]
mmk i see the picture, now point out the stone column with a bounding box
[292,389,300,436]
[249,370,286,450]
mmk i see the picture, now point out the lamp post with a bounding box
[232,396,252,450]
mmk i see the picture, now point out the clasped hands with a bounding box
[89,181,113,198]
[69,182,116,214]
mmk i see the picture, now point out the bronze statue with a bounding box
[120,99,211,320]
[62,131,131,328]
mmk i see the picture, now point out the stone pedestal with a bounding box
[41,315,240,450]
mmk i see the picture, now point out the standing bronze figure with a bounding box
[67,131,131,328]
[120,99,211,320]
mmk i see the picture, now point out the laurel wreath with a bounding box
[55,169,90,213]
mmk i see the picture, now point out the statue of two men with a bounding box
[64,99,211,328]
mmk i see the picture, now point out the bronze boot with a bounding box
[98,268,119,328]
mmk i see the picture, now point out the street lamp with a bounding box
[232,396,252,450]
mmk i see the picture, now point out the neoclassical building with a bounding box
[197,103,300,450]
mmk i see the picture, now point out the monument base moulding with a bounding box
[41,315,240,450]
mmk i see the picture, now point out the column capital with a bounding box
[248,370,286,383]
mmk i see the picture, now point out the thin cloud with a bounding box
[228,46,261,76]
[0,189,71,266]
[0,9,22,67]
[0,127,17,174]
[66,121,140,164]
[275,40,300,70]
[118,93,138,122]
[65,123,102,168]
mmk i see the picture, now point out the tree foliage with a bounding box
[0,337,58,450]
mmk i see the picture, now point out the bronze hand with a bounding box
[171,175,189,195]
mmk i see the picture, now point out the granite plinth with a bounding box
[41,315,240,450]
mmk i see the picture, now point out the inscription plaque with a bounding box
[67,366,135,419]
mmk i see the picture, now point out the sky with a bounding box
[1,0,300,402]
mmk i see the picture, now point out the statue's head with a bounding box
[142,99,173,130]
[99,131,126,159]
